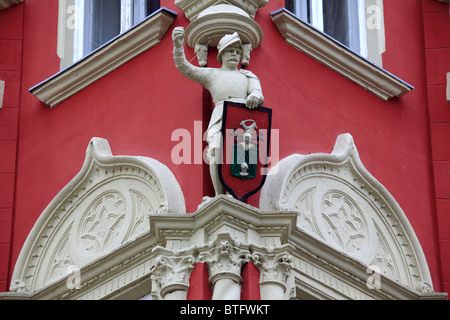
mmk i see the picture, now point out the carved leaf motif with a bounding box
[79,192,126,256]
[321,192,367,255]
[294,188,317,234]
[126,190,152,241]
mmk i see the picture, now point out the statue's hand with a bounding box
[172,27,185,49]
[246,93,264,109]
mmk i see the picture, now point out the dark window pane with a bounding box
[285,0,295,12]
[323,0,350,47]
[86,0,121,54]
[147,0,160,14]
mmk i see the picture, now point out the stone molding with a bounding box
[175,0,268,21]
[271,8,413,101]
[0,0,22,10]
[29,8,177,108]
[184,4,264,50]
[2,193,447,300]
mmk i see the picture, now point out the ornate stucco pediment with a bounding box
[260,133,437,295]
[4,135,446,300]
[8,138,185,296]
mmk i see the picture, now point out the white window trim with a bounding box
[271,8,412,101]
[0,80,5,109]
[288,0,384,66]
[31,7,176,109]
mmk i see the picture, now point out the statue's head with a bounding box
[217,33,243,67]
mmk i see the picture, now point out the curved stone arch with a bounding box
[260,133,434,293]
[10,138,186,294]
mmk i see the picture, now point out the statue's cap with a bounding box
[217,32,242,63]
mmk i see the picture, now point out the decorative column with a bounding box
[150,247,196,300]
[251,245,293,300]
[198,233,250,300]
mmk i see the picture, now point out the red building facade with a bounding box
[0,0,449,300]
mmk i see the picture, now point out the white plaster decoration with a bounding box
[447,72,450,103]
[8,137,185,295]
[175,1,266,67]
[150,247,196,300]
[251,245,293,300]
[2,193,447,300]
[175,0,268,21]
[184,4,264,50]
[271,8,413,101]
[259,133,436,295]
[30,8,177,108]
[198,233,251,300]
[0,0,22,10]
[0,80,4,109]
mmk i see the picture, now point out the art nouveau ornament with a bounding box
[9,138,185,294]
[260,133,437,293]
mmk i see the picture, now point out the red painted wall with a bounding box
[0,0,447,296]
[422,0,450,296]
[0,3,23,293]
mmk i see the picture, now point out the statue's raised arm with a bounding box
[172,27,210,86]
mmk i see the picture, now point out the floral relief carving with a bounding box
[372,234,398,281]
[294,188,318,235]
[47,230,75,284]
[320,191,368,256]
[125,190,152,241]
[78,191,127,256]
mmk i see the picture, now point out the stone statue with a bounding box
[172,27,265,197]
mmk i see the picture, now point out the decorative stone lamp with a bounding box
[175,0,268,67]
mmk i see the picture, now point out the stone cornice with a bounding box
[271,8,413,101]
[29,8,177,109]
[175,0,268,21]
[1,195,447,300]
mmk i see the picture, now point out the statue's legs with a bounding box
[209,147,224,196]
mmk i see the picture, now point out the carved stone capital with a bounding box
[198,233,250,285]
[9,279,27,294]
[251,245,293,292]
[150,247,196,299]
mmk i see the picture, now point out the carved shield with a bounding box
[219,101,272,202]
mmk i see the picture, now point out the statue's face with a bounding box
[221,43,242,69]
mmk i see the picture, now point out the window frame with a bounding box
[34,6,176,108]
[271,8,412,101]
[59,0,160,69]
[285,0,384,66]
